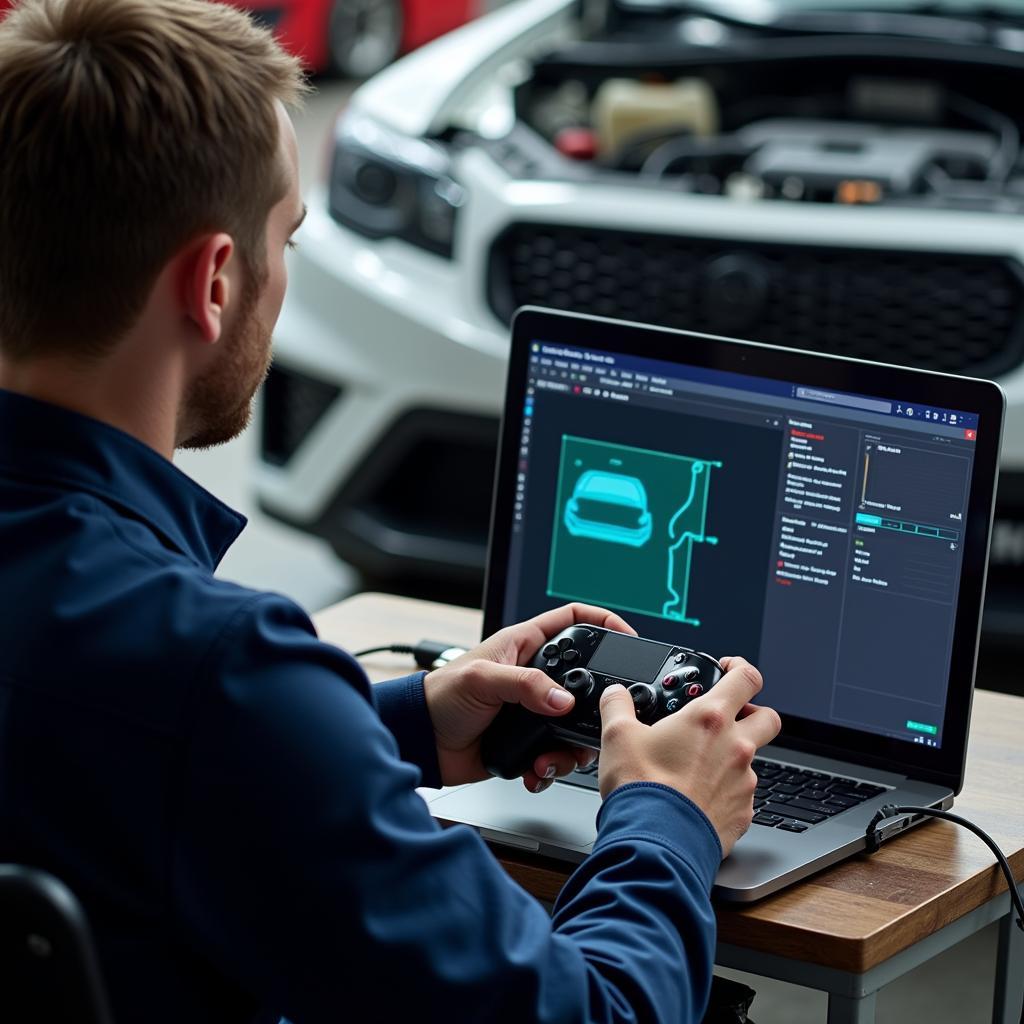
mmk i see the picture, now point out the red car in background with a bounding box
[238,0,478,78]
[0,1,478,79]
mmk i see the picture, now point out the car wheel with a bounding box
[327,0,403,80]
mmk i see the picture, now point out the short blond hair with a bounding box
[0,0,308,359]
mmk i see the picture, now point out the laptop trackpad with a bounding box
[425,778,600,853]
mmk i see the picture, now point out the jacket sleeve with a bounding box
[171,595,720,1024]
[372,671,443,789]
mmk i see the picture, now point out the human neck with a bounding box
[0,339,184,460]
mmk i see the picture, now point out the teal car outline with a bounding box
[563,470,653,547]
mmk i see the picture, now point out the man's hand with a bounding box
[597,657,781,858]
[422,604,635,790]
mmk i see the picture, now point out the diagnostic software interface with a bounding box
[501,340,982,750]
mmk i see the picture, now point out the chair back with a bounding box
[0,864,115,1023]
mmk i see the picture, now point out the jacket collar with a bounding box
[0,389,246,570]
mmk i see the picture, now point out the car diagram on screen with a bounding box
[563,471,653,548]
[548,436,722,627]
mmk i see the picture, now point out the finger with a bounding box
[706,658,764,716]
[532,749,580,781]
[564,602,636,637]
[523,772,556,795]
[599,682,638,732]
[573,746,598,769]
[466,661,577,716]
[737,704,783,748]
[498,604,637,665]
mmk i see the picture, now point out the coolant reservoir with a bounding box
[593,78,718,157]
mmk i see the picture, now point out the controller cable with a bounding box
[865,804,1023,932]
[352,640,468,671]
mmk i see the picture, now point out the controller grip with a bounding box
[481,703,553,780]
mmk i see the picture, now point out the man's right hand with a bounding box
[598,657,781,858]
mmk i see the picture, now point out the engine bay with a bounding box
[495,9,1024,213]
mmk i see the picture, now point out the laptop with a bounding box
[421,307,1005,902]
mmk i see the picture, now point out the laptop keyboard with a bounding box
[565,758,891,832]
[751,758,890,832]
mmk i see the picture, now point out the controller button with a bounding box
[561,648,580,665]
[666,698,682,713]
[662,674,680,689]
[542,643,560,660]
[546,658,561,669]
[686,683,704,698]
[557,637,573,652]
[673,653,686,664]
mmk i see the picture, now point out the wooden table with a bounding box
[313,593,1024,1024]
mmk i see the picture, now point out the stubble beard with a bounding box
[179,273,272,451]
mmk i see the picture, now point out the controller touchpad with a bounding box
[588,632,668,682]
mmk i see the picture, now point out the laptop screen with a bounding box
[487,312,1002,776]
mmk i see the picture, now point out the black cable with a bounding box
[352,644,415,659]
[351,641,468,671]
[865,804,1024,931]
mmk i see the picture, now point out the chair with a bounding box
[0,864,115,1023]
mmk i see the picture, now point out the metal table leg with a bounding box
[992,893,1024,1024]
[827,992,877,1024]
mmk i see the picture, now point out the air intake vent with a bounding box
[261,364,341,467]
[488,223,1024,377]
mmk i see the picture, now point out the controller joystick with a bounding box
[628,682,659,721]
[563,667,594,698]
[481,625,724,780]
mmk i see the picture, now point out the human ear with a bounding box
[182,233,235,345]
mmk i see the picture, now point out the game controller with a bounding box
[481,625,725,780]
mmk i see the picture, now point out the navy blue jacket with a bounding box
[0,390,721,1024]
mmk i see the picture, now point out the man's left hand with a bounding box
[423,603,635,790]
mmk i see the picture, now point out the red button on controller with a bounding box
[686,683,704,697]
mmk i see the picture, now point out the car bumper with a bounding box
[256,188,507,580]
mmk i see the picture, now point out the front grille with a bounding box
[487,223,1024,377]
[260,364,341,467]
[353,410,500,543]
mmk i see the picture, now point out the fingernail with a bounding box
[532,778,553,794]
[600,683,626,703]
[543,764,557,778]
[547,687,574,710]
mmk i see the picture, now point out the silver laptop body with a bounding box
[424,309,1004,902]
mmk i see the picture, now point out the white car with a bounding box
[257,0,1024,661]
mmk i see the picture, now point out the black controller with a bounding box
[481,625,725,780]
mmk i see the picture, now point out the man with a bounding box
[0,1,781,1021]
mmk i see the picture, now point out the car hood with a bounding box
[351,0,576,139]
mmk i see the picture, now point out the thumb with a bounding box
[472,662,577,717]
[599,683,637,727]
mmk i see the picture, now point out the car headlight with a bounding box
[328,110,466,259]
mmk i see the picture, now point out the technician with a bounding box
[0,1,781,1022]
